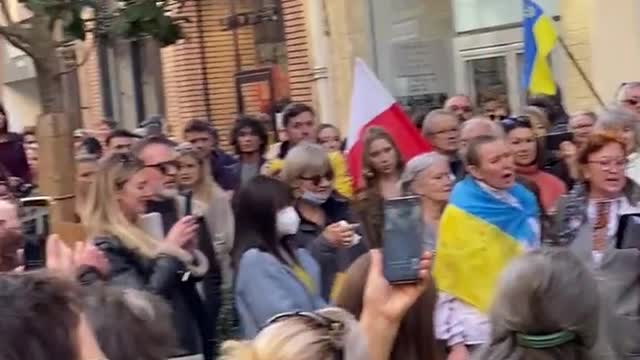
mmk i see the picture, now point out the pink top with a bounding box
[517,165,567,213]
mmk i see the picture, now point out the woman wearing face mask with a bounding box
[553,131,640,359]
[432,135,541,354]
[501,117,566,214]
[281,142,368,301]
[232,176,327,338]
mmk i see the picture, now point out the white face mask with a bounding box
[276,206,301,237]
[301,190,331,205]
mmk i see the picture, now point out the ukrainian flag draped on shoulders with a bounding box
[433,177,540,313]
[522,0,558,95]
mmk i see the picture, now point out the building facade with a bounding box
[2,0,639,138]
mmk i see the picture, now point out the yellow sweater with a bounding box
[262,150,353,199]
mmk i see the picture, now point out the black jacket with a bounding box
[295,194,368,300]
[147,197,224,358]
[81,236,210,358]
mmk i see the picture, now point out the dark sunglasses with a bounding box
[300,171,334,185]
[489,114,508,121]
[265,311,345,360]
[499,116,532,132]
[145,160,179,175]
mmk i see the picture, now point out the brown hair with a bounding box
[84,284,177,360]
[361,127,404,187]
[577,131,627,166]
[0,271,82,360]
[335,254,444,360]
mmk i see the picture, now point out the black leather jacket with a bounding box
[81,236,210,358]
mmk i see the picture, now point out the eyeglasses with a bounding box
[145,160,179,175]
[264,311,345,360]
[431,127,459,136]
[588,158,627,170]
[499,116,532,132]
[300,171,334,185]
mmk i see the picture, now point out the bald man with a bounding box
[444,95,474,122]
[459,116,504,154]
[0,199,21,271]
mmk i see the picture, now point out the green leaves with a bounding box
[112,0,183,46]
[17,0,183,47]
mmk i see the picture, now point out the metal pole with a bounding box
[557,36,604,106]
[229,0,245,113]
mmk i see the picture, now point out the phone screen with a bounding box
[21,205,49,270]
[382,196,424,284]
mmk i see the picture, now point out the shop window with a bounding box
[453,0,559,33]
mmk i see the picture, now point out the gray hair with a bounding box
[460,116,505,139]
[459,117,504,161]
[281,142,331,185]
[399,152,449,192]
[594,106,640,151]
[616,81,640,103]
[476,248,599,360]
[421,109,457,137]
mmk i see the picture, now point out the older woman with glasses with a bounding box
[500,116,566,213]
[281,142,368,301]
[593,107,640,185]
[553,131,640,359]
[399,153,471,359]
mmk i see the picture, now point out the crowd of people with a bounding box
[0,82,639,360]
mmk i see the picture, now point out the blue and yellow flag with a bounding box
[433,177,540,313]
[522,0,558,95]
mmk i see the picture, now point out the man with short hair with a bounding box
[183,119,239,191]
[459,116,504,156]
[262,103,353,198]
[616,82,640,116]
[104,129,142,157]
[422,109,464,178]
[444,94,474,122]
[0,199,21,271]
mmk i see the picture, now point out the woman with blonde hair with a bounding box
[80,153,210,359]
[176,142,238,346]
[475,248,600,360]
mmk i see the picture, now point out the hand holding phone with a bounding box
[362,249,432,324]
[165,216,199,249]
[544,131,574,151]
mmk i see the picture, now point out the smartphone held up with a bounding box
[382,196,425,284]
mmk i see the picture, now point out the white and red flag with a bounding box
[346,58,431,189]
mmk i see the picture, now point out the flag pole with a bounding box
[557,36,604,106]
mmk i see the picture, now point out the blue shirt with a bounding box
[234,248,327,338]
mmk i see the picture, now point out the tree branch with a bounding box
[54,41,95,77]
[0,24,34,57]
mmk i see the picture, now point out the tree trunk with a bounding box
[34,58,77,224]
